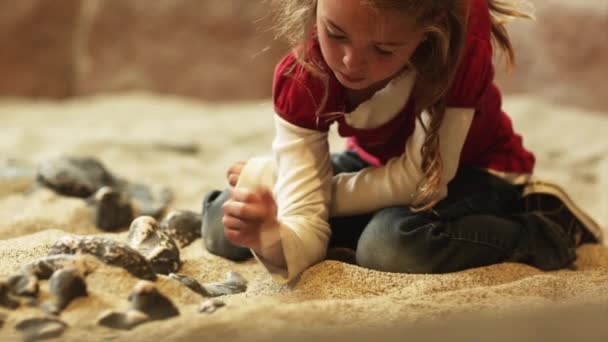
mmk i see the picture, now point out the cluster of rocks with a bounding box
[36,155,173,231]
[1,204,248,339]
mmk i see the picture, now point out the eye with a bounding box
[375,46,395,56]
[325,27,347,41]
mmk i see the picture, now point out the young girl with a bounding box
[202,0,604,284]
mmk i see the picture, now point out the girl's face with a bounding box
[316,0,425,91]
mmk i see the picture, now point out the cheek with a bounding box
[318,37,342,66]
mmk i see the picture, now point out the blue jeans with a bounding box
[201,151,576,273]
[329,150,576,273]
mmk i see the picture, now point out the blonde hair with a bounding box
[269,0,533,210]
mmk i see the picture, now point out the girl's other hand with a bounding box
[222,187,277,251]
[226,160,246,187]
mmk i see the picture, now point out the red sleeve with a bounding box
[272,52,330,132]
[446,0,494,108]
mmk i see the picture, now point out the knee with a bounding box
[201,190,251,261]
[355,208,442,274]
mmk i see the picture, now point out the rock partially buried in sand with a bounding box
[37,156,115,198]
[97,309,150,331]
[160,210,202,248]
[0,280,20,309]
[48,236,157,280]
[128,216,181,275]
[98,280,179,331]
[41,268,87,315]
[199,299,226,314]
[21,254,97,280]
[129,281,179,320]
[123,182,173,219]
[7,272,39,297]
[15,316,67,341]
[168,272,247,297]
[89,186,134,231]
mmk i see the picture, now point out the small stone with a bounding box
[37,156,115,198]
[128,281,179,320]
[128,216,181,274]
[122,182,172,219]
[15,316,67,341]
[48,235,157,280]
[7,272,39,297]
[97,309,150,330]
[21,254,94,280]
[0,280,20,309]
[160,210,202,248]
[90,186,134,231]
[41,268,87,315]
[201,272,248,297]
[198,299,225,314]
[168,273,206,296]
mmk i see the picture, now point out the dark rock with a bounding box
[122,182,172,219]
[0,280,20,309]
[128,281,179,320]
[21,254,83,280]
[97,309,150,331]
[37,156,115,198]
[201,272,248,297]
[15,316,67,341]
[199,299,226,314]
[168,273,206,296]
[128,216,181,275]
[160,210,202,248]
[41,268,87,315]
[170,271,248,298]
[48,235,157,280]
[7,272,38,297]
[89,186,134,231]
[201,189,252,260]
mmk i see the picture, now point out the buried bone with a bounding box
[49,235,157,280]
[128,216,181,275]
[169,271,247,297]
[41,268,87,315]
[160,210,202,248]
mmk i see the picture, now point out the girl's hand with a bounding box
[226,160,246,187]
[222,187,277,251]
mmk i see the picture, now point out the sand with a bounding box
[0,93,607,341]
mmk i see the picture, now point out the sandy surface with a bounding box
[0,93,607,341]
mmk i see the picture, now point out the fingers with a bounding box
[226,160,246,186]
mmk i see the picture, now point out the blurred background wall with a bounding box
[0,0,606,110]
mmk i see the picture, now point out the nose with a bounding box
[342,46,366,73]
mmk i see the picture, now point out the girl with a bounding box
[202,0,603,284]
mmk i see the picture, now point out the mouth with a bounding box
[337,71,365,83]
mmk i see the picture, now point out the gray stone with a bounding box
[97,309,150,331]
[37,156,115,198]
[41,268,88,315]
[7,272,38,297]
[15,316,67,341]
[128,216,181,275]
[122,182,172,219]
[48,235,157,280]
[160,210,202,248]
[170,271,248,297]
[128,281,179,320]
[90,186,134,231]
[0,280,20,309]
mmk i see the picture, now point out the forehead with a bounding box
[317,0,419,39]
